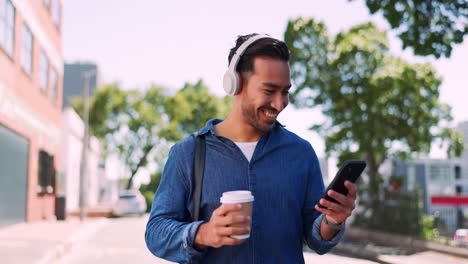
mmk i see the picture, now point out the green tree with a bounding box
[352,0,468,58]
[140,171,162,213]
[140,79,232,210]
[71,84,168,189]
[162,79,232,141]
[69,83,128,140]
[284,18,464,216]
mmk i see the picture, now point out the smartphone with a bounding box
[318,160,366,209]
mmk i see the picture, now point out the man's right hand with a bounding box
[194,203,251,250]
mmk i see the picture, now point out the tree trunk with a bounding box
[366,153,381,219]
[125,145,152,190]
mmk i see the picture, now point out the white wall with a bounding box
[60,107,103,212]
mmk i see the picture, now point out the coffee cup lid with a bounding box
[220,190,254,203]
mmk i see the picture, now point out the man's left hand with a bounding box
[315,180,357,226]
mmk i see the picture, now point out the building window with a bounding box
[40,50,49,92]
[428,164,453,195]
[52,0,60,27]
[43,0,51,9]
[51,67,58,101]
[21,24,33,74]
[0,0,15,56]
[455,166,461,179]
[38,150,56,195]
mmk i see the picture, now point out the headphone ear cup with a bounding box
[223,70,239,96]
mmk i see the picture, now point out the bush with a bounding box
[139,171,162,213]
[421,214,440,240]
[352,176,439,240]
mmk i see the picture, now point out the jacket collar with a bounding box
[197,119,285,136]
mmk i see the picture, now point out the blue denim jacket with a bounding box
[145,119,344,263]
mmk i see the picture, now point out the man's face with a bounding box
[240,56,291,133]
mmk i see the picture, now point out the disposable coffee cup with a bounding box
[220,190,254,239]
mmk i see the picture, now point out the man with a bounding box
[145,33,357,263]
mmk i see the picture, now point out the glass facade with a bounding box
[428,164,454,195]
[51,67,58,101]
[52,0,60,26]
[21,24,33,74]
[40,50,49,91]
[0,0,15,56]
[0,125,29,227]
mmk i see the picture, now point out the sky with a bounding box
[63,0,468,181]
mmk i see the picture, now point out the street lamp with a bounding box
[79,69,97,221]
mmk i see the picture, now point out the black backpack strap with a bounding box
[193,132,206,222]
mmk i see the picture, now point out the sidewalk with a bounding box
[0,217,108,264]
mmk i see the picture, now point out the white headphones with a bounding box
[223,34,273,96]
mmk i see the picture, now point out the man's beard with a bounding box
[241,100,276,133]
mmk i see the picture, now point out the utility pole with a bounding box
[79,70,96,221]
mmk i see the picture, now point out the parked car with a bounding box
[112,189,147,217]
[453,229,468,247]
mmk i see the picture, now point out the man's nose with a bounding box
[271,93,287,112]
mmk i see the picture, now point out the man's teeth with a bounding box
[265,111,276,118]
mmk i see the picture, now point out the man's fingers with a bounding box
[217,215,250,227]
[315,205,349,223]
[344,181,357,199]
[315,204,339,220]
[327,190,355,209]
[317,199,352,217]
[216,226,250,236]
[319,198,346,212]
[322,196,355,212]
[326,190,347,205]
[214,203,242,216]
[222,237,246,246]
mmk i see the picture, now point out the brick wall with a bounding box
[0,0,63,221]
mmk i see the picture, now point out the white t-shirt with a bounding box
[234,141,258,162]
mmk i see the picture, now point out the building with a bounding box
[62,63,99,108]
[393,159,463,229]
[457,121,468,189]
[60,107,105,213]
[62,63,121,214]
[0,0,63,227]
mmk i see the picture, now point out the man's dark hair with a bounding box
[228,34,290,77]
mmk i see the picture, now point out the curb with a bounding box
[332,242,395,264]
[345,227,468,259]
[35,218,109,264]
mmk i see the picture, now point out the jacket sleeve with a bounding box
[302,145,345,255]
[145,145,206,263]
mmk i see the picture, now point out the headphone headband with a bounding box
[228,34,272,72]
[223,34,274,96]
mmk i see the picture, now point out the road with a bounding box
[53,215,468,264]
[54,215,379,264]
[378,251,468,264]
[55,215,171,264]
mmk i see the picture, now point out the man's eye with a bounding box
[264,90,274,94]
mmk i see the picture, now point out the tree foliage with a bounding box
[71,80,232,191]
[284,18,464,214]
[162,79,232,141]
[71,84,168,189]
[140,80,232,205]
[140,171,162,213]
[353,0,468,58]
